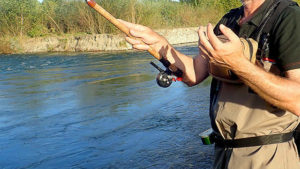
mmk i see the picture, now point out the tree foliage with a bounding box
[0,0,41,37]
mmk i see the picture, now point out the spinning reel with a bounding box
[150,61,182,88]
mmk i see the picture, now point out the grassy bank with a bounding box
[0,0,242,38]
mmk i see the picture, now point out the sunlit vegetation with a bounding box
[0,0,241,38]
[0,0,299,38]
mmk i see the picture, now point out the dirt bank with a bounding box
[0,27,199,54]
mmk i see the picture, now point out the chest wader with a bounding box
[209,0,300,154]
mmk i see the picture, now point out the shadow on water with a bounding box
[0,45,214,169]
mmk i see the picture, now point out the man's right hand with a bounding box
[119,19,210,86]
[118,19,170,54]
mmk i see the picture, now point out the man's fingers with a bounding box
[129,29,159,45]
[207,23,223,49]
[126,36,150,50]
[118,19,147,32]
[219,24,239,42]
[118,19,160,45]
[125,37,142,45]
[198,26,214,53]
[117,19,136,29]
[133,44,150,50]
[126,36,153,51]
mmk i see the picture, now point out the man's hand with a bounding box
[198,23,247,70]
[118,20,211,86]
[118,19,170,53]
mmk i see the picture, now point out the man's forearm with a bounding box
[232,58,300,116]
[163,44,209,86]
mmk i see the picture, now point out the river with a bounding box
[0,45,214,169]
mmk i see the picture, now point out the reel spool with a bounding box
[156,70,173,88]
[150,61,181,88]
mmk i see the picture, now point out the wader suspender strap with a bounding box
[251,0,284,41]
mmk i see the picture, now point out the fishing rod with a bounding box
[85,0,183,88]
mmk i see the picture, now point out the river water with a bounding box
[0,45,214,169]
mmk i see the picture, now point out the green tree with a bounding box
[0,0,43,37]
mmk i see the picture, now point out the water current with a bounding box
[0,45,214,169]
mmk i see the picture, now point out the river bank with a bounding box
[0,27,199,54]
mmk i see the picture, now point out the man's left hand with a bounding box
[198,23,247,70]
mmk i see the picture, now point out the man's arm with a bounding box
[162,49,209,86]
[232,56,300,116]
[119,20,209,86]
[199,23,300,116]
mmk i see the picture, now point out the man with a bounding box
[119,0,300,168]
